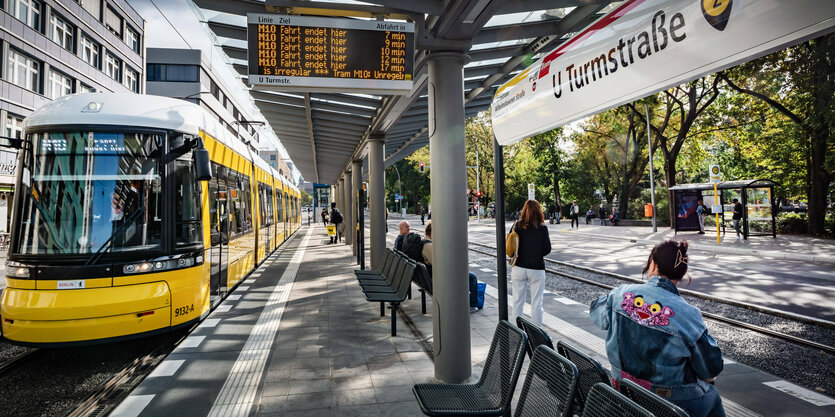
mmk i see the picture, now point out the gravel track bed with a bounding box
[468,246,835,397]
[0,331,185,417]
[0,340,30,363]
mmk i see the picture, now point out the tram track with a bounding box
[0,347,41,380]
[467,241,835,355]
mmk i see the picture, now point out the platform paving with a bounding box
[112,222,835,417]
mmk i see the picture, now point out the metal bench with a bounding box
[556,340,612,416]
[512,345,579,417]
[413,262,433,314]
[581,383,653,417]
[619,378,689,417]
[362,259,415,336]
[412,320,527,416]
[516,316,555,360]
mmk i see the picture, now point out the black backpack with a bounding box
[402,232,425,262]
[330,208,343,224]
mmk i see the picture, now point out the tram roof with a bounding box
[23,93,298,192]
[195,0,617,184]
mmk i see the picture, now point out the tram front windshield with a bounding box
[17,132,163,255]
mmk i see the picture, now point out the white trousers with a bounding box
[511,266,546,326]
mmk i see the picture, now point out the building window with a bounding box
[79,83,94,93]
[6,49,39,92]
[5,114,24,139]
[104,53,120,81]
[123,66,138,92]
[125,26,140,53]
[104,6,122,36]
[146,64,199,82]
[49,13,74,51]
[80,35,100,68]
[81,0,101,20]
[270,155,276,161]
[47,69,73,99]
[10,0,41,30]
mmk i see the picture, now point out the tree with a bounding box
[465,113,495,204]
[716,34,834,234]
[527,128,566,214]
[628,75,722,226]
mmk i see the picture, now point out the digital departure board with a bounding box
[247,14,414,94]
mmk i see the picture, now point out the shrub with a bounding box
[776,212,808,234]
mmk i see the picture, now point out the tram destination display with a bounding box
[247,14,414,93]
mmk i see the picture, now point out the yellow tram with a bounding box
[1,93,301,346]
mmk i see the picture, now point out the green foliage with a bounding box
[777,212,808,234]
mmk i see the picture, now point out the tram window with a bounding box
[276,190,283,224]
[18,132,163,254]
[257,182,266,227]
[175,158,202,246]
[240,176,253,233]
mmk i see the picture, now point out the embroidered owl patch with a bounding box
[621,292,674,326]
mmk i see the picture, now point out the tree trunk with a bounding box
[665,158,677,227]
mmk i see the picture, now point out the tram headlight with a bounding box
[122,255,199,274]
[7,267,30,278]
[154,262,165,270]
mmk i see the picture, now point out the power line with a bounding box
[147,0,193,49]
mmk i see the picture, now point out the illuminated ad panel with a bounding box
[247,14,414,94]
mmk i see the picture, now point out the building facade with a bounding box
[0,0,145,232]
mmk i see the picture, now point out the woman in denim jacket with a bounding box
[590,240,726,417]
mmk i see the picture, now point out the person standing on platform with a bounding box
[394,220,410,251]
[732,198,743,239]
[590,240,726,417]
[321,208,328,224]
[570,200,580,229]
[696,200,706,234]
[329,202,343,244]
[511,199,552,326]
[599,204,607,226]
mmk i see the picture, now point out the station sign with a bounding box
[528,183,535,200]
[247,14,414,94]
[709,165,721,183]
[491,0,835,145]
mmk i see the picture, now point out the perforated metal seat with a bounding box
[413,321,527,416]
[516,316,554,359]
[581,383,653,417]
[513,346,578,417]
[619,378,690,417]
[556,340,612,415]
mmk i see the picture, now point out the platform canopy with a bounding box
[193,0,619,184]
[669,179,778,192]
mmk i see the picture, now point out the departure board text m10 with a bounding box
[247,14,414,94]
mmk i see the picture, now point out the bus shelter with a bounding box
[669,180,778,239]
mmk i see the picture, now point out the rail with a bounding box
[467,242,835,355]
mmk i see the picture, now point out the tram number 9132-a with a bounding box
[174,304,195,318]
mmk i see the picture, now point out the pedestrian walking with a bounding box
[586,208,594,224]
[419,206,425,225]
[732,198,743,239]
[329,202,343,244]
[511,199,551,326]
[590,240,726,417]
[321,208,328,224]
[696,200,706,234]
[598,204,607,226]
[553,201,561,224]
[570,200,580,228]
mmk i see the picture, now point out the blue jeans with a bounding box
[469,272,478,308]
[672,385,726,417]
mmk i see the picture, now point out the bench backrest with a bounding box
[514,345,579,417]
[516,316,554,360]
[413,262,433,294]
[474,320,528,415]
[556,340,612,415]
[618,379,689,417]
[580,383,652,417]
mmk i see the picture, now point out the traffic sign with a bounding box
[527,183,535,200]
[709,165,721,183]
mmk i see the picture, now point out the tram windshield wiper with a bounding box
[85,206,146,266]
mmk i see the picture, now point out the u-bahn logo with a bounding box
[702,0,733,31]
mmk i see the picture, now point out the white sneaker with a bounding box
[470,307,480,313]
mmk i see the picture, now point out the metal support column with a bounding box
[493,137,508,322]
[352,160,362,256]
[428,51,470,384]
[368,137,386,269]
[344,171,352,246]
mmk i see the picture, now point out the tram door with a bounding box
[209,178,230,298]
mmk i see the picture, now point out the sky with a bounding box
[126,0,302,183]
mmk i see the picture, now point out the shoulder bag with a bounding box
[505,221,519,266]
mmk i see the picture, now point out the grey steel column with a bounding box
[352,160,362,256]
[494,137,508,322]
[344,171,352,246]
[368,137,386,269]
[428,51,470,383]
